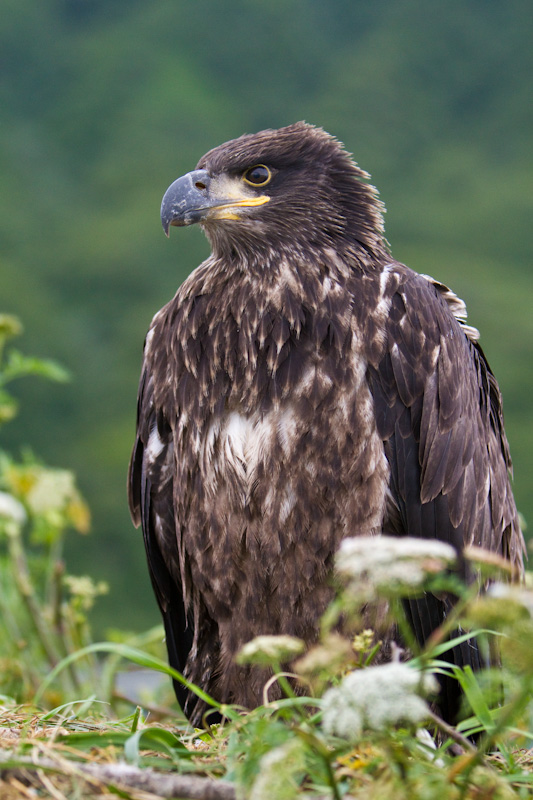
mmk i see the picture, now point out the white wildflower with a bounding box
[236,635,305,666]
[27,468,76,515]
[0,491,27,526]
[336,535,457,597]
[322,662,438,741]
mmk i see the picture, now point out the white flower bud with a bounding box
[236,635,305,666]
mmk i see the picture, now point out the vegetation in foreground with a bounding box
[1,316,532,799]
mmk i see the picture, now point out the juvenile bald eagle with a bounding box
[129,122,524,726]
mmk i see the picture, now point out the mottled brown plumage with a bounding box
[128,122,524,725]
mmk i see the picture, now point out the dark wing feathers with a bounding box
[128,364,194,711]
[370,268,522,723]
[373,269,521,552]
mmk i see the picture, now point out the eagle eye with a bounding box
[243,164,271,187]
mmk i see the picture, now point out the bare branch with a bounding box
[0,751,236,800]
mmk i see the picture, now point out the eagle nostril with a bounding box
[195,181,207,191]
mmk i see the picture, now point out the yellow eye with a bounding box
[243,164,272,187]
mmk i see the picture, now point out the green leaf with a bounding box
[410,628,498,663]
[55,729,133,750]
[2,350,70,384]
[124,726,192,766]
[452,665,494,732]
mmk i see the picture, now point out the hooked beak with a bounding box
[160,169,270,235]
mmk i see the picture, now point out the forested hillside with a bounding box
[1,0,531,632]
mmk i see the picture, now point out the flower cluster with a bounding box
[3,461,90,540]
[336,535,457,598]
[322,662,438,741]
[64,575,109,612]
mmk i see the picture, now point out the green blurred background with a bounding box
[1,0,531,634]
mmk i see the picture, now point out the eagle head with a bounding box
[160,122,387,263]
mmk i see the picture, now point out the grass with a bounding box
[1,314,533,799]
[1,678,533,799]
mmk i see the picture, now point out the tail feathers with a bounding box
[161,602,194,714]
[403,594,486,726]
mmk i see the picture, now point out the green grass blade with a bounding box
[32,641,230,717]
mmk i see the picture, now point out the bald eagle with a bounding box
[129,122,524,726]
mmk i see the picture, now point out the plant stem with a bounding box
[294,728,342,800]
[6,525,62,670]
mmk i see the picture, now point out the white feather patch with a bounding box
[146,425,166,460]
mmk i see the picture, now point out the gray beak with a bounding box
[160,169,212,235]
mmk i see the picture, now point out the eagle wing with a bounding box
[369,268,521,556]
[128,354,194,712]
[367,267,523,721]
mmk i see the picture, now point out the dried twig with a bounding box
[0,751,236,800]
[426,708,477,753]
